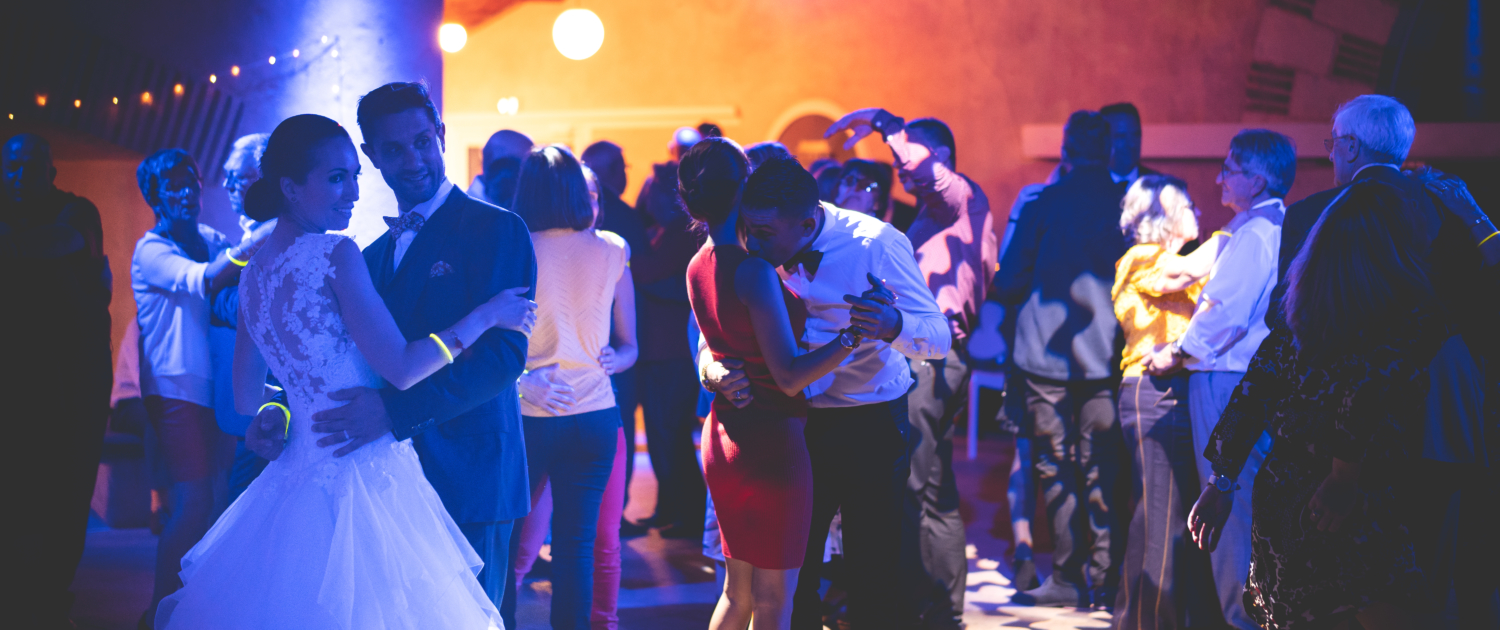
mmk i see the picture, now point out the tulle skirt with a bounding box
[156,436,502,630]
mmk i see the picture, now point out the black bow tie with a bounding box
[782,249,824,278]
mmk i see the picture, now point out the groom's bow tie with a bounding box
[384,211,426,237]
[782,248,824,279]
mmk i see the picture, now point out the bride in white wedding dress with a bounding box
[155,114,533,630]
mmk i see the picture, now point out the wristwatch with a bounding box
[837,329,862,350]
[1169,340,1190,361]
[1209,473,1239,493]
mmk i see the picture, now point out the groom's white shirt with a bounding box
[393,178,454,270]
[777,203,951,408]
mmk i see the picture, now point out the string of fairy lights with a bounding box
[10,34,345,122]
[8,9,609,122]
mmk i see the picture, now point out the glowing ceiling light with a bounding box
[35,95,46,107]
[231,65,240,76]
[439,23,468,53]
[7,114,12,120]
[173,84,184,95]
[496,97,519,115]
[141,92,153,105]
[331,48,339,58]
[268,56,277,65]
[209,74,217,83]
[331,84,340,94]
[112,97,119,105]
[74,99,81,108]
[553,9,604,60]
[292,49,300,58]
[321,35,329,44]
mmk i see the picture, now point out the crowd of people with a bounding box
[3,79,1497,630]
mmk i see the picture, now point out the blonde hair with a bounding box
[1120,175,1197,246]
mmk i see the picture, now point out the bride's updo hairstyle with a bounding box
[244,114,352,222]
[677,137,749,225]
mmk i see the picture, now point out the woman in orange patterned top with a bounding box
[1109,175,1222,626]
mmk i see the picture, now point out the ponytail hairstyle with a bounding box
[243,114,352,222]
[677,137,750,225]
[1282,180,1433,359]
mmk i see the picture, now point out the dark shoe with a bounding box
[619,517,651,539]
[1091,588,1116,612]
[657,521,704,540]
[1011,557,1040,591]
[1010,573,1086,608]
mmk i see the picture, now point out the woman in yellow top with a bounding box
[1109,175,1224,627]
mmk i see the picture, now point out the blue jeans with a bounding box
[1188,371,1271,630]
[512,407,620,630]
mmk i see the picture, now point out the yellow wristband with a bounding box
[1211,230,1232,239]
[430,333,455,364]
[1479,230,1500,247]
[227,251,249,267]
[258,401,291,435]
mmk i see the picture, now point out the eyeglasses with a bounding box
[1219,163,1246,179]
[1324,134,1355,152]
[841,174,880,194]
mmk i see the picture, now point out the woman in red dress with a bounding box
[681,140,863,630]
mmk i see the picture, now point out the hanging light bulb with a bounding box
[141,92,153,105]
[439,23,467,53]
[209,74,217,83]
[292,49,300,58]
[231,65,241,77]
[268,55,277,65]
[173,84,184,96]
[74,99,82,108]
[552,9,604,60]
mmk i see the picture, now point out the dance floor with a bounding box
[71,433,1112,629]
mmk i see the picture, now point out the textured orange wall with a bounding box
[444,0,1378,235]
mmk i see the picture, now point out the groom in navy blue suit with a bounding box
[304,82,536,608]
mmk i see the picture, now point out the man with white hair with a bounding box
[1188,94,1494,627]
[1144,129,1297,629]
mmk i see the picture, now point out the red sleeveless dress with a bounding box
[687,244,813,570]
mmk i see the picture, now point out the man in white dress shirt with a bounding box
[1146,129,1296,630]
[701,157,951,630]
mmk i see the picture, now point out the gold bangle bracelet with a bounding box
[258,401,291,435]
[429,333,455,364]
[1479,231,1500,247]
[227,251,249,267]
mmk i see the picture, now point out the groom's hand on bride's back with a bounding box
[246,406,288,461]
[311,387,394,457]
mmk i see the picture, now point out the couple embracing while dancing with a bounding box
[684,134,950,629]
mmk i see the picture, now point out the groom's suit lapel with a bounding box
[385,188,467,325]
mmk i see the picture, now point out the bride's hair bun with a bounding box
[243,177,285,222]
[677,137,749,225]
[246,113,353,223]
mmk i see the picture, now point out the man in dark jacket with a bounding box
[994,111,1128,608]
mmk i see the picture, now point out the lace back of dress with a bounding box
[240,234,379,465]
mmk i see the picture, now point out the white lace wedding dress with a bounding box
[156,233,502,629]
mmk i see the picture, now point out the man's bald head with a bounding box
[482,130,534,167]
[581,140,627,197]
[3,133,57,203]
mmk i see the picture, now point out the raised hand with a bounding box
[519,365,577,415]
[485,287,538,336]
[703,357,754,408]
[825,108,894,151]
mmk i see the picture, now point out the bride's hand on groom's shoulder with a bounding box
[485,287,538,337]
[246,406,287,461]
